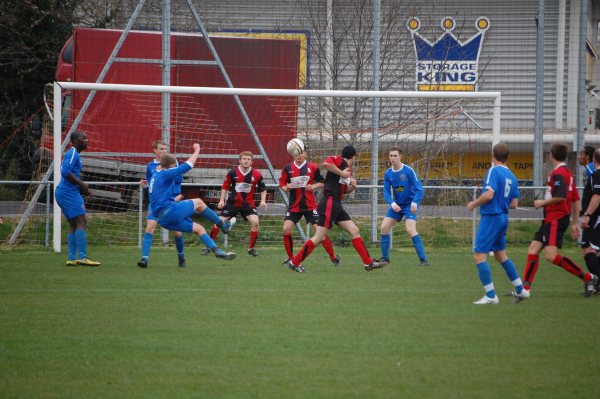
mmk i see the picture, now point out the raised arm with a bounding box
[187,143,200,165]
[323,158,350,179]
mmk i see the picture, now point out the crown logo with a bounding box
[407,17,490,91]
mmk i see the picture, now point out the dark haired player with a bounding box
[280,148,339,266]
[55,130,101,266]
[522,143,598,297]
[577,147,600,293]
[287,145,382,272]
[379,147,428,266]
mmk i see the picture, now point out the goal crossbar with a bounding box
[58,81,501,100]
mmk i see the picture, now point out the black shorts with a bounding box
[220,203,258,220]
[581,217,600,249]
[316,196,352,229]
[284,209,319,224]
[533,215,570,248]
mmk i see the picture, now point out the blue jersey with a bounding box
[146,160,160,182]
[149,161,192,216]
[146,159,182,207]
[383,164,423,208]
[57,147,82,193]
[479,165,519,216]
[585,161,595,178]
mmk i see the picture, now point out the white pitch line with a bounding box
[0,287,439,294]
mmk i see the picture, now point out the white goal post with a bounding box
[52,81,501,253]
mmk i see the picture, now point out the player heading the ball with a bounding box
[287,145,383,272]
[279,140,340,266]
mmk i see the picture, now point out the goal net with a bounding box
[43,81,501,254]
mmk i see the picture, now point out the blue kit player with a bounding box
[379,147,428,266]
[55,130,100,266]
[148,143,235,261]
[467,142,529,304]
[578,145,595,180]
[137,140,187,268]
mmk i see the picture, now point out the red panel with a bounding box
[174,34,300,169]
[62,28,300,169]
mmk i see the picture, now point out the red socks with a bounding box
[292,239,316,266]
[210,225,220,240]
[523,254,539,290]
[351,237,372,265]
[321,236,336,260]
[552,255,591,282]
[283,234,294,259]
[249,230,259,250]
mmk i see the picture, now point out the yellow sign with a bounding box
[353,152,533,181]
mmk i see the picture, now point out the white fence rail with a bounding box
[1,180,553,251]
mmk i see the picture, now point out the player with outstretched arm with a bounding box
[137,140,187,268]
[149,144,235,261]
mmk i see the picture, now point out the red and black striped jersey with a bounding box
[543,163,579,222]
[279,161,324,212]
[222,166,265,208]
[323,156,351,200]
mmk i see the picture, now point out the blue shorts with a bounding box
[385,207,417,222]
[157,200,195,233]
[146,210,158,222]
[55,186,85,220]
[474,214,508,253]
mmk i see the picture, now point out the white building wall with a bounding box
[127,0,599,139]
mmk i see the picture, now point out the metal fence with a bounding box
[1,180,552,251]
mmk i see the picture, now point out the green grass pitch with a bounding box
[1,244,598,398]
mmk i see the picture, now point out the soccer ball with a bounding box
[287,138,305,156]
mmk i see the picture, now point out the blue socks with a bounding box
[67,232,77,261]
[199,207,222,225]
[380,234,391,260]
[141,232,153,259]
[75,229,87,260]
[142,232,185,261]
[175,234,185,256]
[412,234,427,262]
[380,234,427,262]
[501,259,524,294]
[476,261,496,298]
[200,233,217,251]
